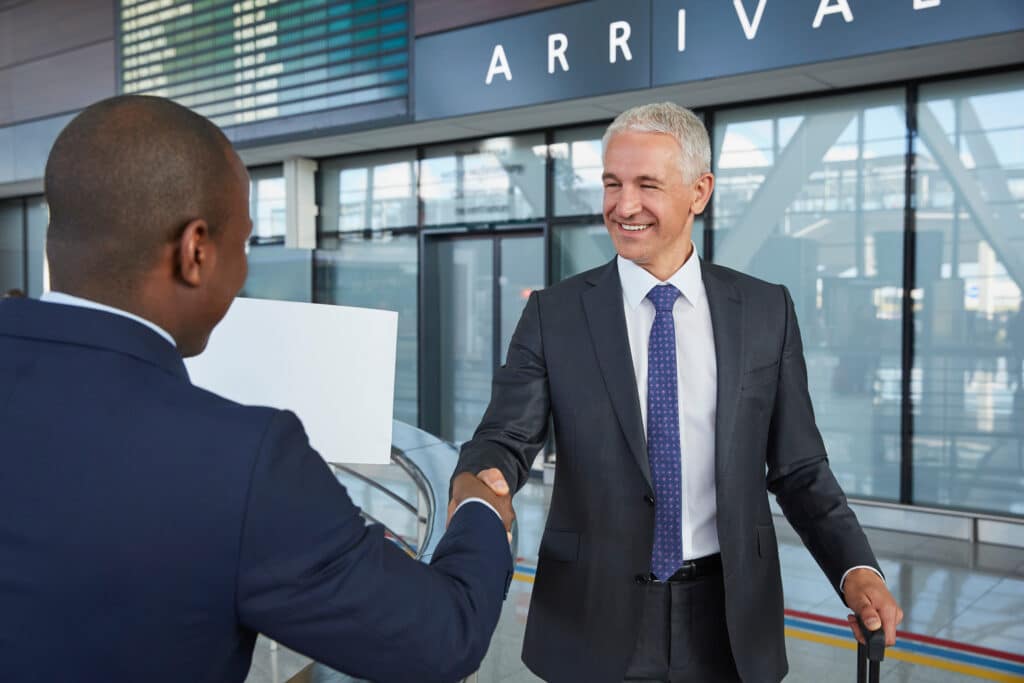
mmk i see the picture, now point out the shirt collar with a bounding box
[617,242,705,311]
[39,291,177,348]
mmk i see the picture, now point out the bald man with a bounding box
[0,96,513,683]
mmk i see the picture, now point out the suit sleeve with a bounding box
[765,286,881,599]
[453,290,550,493]
[236,410,513,683]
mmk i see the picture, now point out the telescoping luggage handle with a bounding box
[855,614,886,683]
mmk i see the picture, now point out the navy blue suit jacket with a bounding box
[0,298,512,682]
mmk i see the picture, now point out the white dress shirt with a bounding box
[40,291,177,347]
[617,250,880,589]
[618,250,720,560]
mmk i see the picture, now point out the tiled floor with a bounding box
[479,481,1024,683]
[247,477,1024,682]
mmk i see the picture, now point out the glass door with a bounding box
[422,231,544,443]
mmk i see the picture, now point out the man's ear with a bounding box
[691,172,715,215]
[176,218,215,288]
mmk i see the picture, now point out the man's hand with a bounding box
[475,468,510,495]
[843,568,903,646]
[448,471,515,539]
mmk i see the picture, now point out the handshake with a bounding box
[447,469,516,541]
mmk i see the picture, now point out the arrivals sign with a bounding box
[651,0,1024,86]
[414,0,1024,120]
[415,1,650,121]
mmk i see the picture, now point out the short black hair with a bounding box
[45,95,237,293]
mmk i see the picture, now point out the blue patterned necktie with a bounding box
[646,283,683,581]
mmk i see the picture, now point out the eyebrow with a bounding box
[600,172,664,184]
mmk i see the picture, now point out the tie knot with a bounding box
[646,284,680,313]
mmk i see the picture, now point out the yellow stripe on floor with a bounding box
[784,627,1024,683]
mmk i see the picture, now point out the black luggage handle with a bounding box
[855,614,886,683]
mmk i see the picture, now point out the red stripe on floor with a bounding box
[784,608,1024,664]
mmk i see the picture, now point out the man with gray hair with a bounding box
[450,102,902,682]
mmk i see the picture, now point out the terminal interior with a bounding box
[1,2,1023,682]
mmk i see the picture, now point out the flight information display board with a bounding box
[118,0,409,129]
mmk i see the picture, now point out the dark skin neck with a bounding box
[51,243,194,350]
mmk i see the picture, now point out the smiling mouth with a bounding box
[619,223,652,232]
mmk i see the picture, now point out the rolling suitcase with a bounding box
[855,614,886,683]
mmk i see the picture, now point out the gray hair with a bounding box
[602,102,711,182]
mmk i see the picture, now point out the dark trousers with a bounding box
[623,569,741,682]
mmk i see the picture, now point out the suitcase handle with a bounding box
[855,613,886,683]
[855,614,886,662]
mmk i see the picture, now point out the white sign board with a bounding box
[185,297,397,464]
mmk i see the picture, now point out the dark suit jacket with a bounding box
[455,258,879,683]
[0,298,512,683]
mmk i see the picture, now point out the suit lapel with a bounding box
[702,262,744,483]
[582,260,652,489]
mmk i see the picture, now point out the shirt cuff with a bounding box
[453,497,503,524]
[840,565,884,593]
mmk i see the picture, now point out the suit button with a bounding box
[643,494,655,506]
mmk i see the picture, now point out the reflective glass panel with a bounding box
[315,232,418,425]
[421,135,546,226]
[250,169,286,241]
[499,235,545,363]
[552,126,604,217]
[0,199,24,294]
[25,198,47,297]
[320,150,417,233]
[423,236,494,443]
[915,72,1024,515]
[551,223,616,282]
[240,245,312,303]
[713,90,907,501]
[440,237,493,443]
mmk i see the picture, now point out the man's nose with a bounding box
[617,186,642,217]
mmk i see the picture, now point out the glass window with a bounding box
[914,72,1024,515]
[25,197,48,298]
[315,231,418,425]
[713,90,908,502]
[552,125,605,217]
[240,244,312,303]
[421,134,546,226]
[0,199,25,294]
[551,223,616,282]
[499,235,545,371]
[422,236,494,443]
[420,232,543,444]
[241,166,310,302]
[250,166,286,241]
[319,150,417,233]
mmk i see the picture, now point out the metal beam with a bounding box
[715,109,856,269]
[917,104,1024,287]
